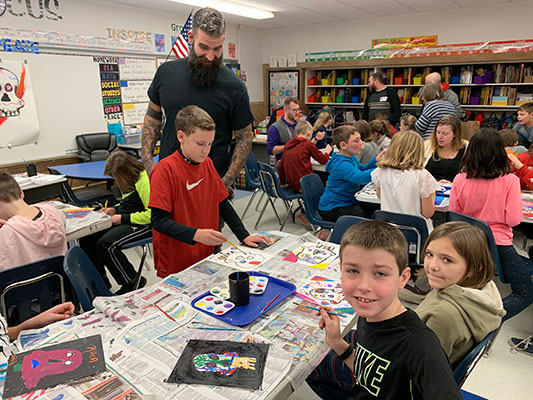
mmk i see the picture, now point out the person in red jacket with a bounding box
[508,149,533,190]
[279,121,332,191]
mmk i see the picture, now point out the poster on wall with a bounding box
[268,70,300,112]
[0,60,40,149]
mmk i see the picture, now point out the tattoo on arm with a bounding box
[141,116,162,174]
[222,124,253,187]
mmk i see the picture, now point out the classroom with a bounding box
[0,1,532,399]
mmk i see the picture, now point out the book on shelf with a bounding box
[508,88,518,105]
[460,66,473,84]
[403,68,409,84]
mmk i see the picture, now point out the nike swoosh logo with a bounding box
[186,178,204,190]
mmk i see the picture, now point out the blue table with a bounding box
[51,155,159,181]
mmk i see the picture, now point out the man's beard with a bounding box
[188,45,223,87]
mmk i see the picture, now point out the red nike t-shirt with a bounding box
[149,151,228,277]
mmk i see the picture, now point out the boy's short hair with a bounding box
[340,220,408,274]
[354,120,372,142]
[295,120,313,136]
[175,105,215,136]
[0,170,22,203]
[517,102,533,114]
[332,125,356,148]
[370,72,384,84]
[498,128,518,147]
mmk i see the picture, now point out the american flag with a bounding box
[172,12,193,59]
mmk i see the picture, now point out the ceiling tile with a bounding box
[398,0,460,12]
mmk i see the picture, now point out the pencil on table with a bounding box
[104,201,108,212]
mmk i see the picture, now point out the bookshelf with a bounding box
[301,52,533,115]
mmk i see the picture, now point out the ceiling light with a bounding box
[169,0,274,20]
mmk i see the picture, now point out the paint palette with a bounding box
[249,276,269,294]
[210,286,230,300]
[193,295,235,316]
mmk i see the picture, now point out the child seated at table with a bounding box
[318,126,383,222]
[306,220,461,400]
[372,130,440,232]
[416,222,505,367]
[0,171,67,271]
[149,105,268,278]
[354,120,379,165]
[400,114,417,132]
[500,128,527,157]
[278,121,332,191]
[79,151,152,294]
[369,119,392,151]
[1,302,75,358]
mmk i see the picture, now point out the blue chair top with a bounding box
[300,174,335,229]
[257,162,301,201]
[330,215,370,244]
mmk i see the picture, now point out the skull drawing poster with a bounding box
[0,60,40,149]
[3,335,106,398]
[168,339,269,390]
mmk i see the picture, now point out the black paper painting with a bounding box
[3,334,106,398]
[167,339,269,390]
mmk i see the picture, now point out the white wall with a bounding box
[0,0,244,164]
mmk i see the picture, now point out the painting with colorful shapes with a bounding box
[3,335,106,398]
[167,339,269,390]
[296,276,354,314]
[212,247,268,270]
[282,242,338,269]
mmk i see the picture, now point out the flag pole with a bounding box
[165,9,194,62]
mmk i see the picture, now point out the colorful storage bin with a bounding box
[411,97,421,104]
[352,77,361,85]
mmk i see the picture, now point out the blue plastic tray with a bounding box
[191,271,296,327]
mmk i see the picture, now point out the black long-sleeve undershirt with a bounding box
[150,197,250,245]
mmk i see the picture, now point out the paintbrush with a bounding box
[305,305,346,318]
[226,239,246,253]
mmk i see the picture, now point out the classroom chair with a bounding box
[0,256,68,326]
[255,162,303,230]
[75,132,117,162]
[48,167,116,207]
[372,210,428,267]
[329,215,370,244]
[119,235,152,291]
[241,151,264,220]
[299,174,336,233]
[445,211,507,284]
[63,246,113,312]
[453,328,499,388]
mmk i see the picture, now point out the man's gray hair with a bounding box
[193,7,226,37]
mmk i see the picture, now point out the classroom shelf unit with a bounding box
[300,52,533,115]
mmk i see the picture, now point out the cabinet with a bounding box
[303,53,533,114]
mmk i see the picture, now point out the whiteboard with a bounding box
[123,102,149,125]
[120,80,152,103]
[118,58,156,80]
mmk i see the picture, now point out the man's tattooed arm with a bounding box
[222,123,253,188]
[141,101,162,175]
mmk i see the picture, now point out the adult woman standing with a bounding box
[424,115,468,183]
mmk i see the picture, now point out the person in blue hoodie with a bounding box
[318,125,384,222]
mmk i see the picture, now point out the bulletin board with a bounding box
[268,70,300,112]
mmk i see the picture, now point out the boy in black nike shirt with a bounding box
[307,220,461,399]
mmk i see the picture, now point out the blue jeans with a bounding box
[497,245,533,321]
[306,330,357,400]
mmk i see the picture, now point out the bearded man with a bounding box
[141,7,253,187]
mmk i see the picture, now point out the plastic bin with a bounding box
[336,77,347,85]
[336,96,344,103]
[120,133,141,145]
[450,76,460,84]
[321,78,331,86]
[394,76,404,85]
[411,97,421,104]
[473,76,483,84]
[351,96,361,103]
[470,97,480,105]
[307,93,318,103]
[321,96,332,103]
[307,76,317,85]
[352,77,361,85]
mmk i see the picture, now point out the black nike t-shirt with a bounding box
[349,310,462,400]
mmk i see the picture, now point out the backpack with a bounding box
[500,112,518,130]
[481,112,501,130]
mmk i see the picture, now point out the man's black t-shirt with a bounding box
[349,310,462,400]
[148,58,254,177]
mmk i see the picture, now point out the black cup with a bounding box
[26,163,37,177]
[229,271,249,306]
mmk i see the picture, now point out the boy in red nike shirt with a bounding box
[149,105,268,277]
